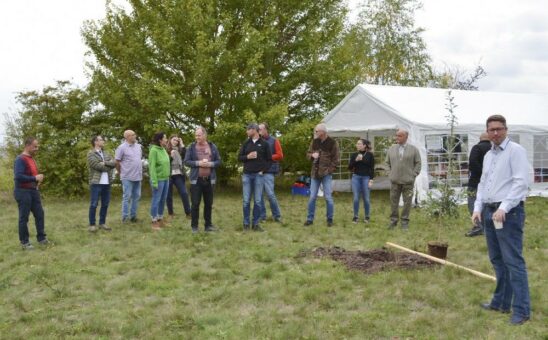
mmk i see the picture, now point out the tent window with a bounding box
[534,135,548,183]
[425,134,469,188]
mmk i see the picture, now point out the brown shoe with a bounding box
[151,221,161,231]
[99,224,112,231]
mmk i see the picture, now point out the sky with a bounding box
[1,0,548,140]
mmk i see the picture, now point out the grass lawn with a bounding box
[0,187,546,339]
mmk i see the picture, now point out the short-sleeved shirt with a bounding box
[115,142,143,181]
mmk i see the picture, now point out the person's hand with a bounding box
[493,209,506,223]
[247,151,257,159]
[179,138,184,147]
[35,174,44,182]
[471,211,481,225]
[356,154,363,161]
[312,151,319,159]
[368,180,373,188]
[199,160,209,167]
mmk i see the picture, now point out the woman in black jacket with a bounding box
[348,139,375,223]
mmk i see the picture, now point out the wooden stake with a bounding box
[386,242,496,282]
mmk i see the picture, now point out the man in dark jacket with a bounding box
[238,123,272,231]
[304,123,340,227]
[465,132,491,237]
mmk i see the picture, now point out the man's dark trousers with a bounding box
[14,188,46,244]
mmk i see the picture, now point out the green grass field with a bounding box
[0,188,546,339]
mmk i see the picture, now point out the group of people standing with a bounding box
[12,114,532,325]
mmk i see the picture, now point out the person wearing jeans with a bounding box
[115,130,143,222]
[166,135,191,219]
[348,138,375,224]
[148,132,171,231]
[304,123,339,227]
[472,114,531,325]
[87,135,116,232]
[238,123,272,231]
[184,126,222,233]
[13,137,49,249]
[258,123,283,222]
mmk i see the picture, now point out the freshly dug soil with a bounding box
[301,246,439,274]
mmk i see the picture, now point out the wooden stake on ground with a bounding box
[385,242,496,282]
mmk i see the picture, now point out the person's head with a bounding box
[486,114,508,146]
[91,135,105,149]
[195,126,208,144]
[395,128,409,145]
[356,138,370,152]
[124,130,137,144]
[314,123,328,140]
[23,137,39,156]
[246,123,260,138]
[259,123,269,138]
[152,132,168,147]
[169,135,180,147]
[479,132,490,141]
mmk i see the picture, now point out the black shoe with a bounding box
[327,220,333,227]
[303,220,313,226]
[388,221,397,229]
[205,226,218,232]
[364,217,370,224]
[130,217,138,223]
[252,224,264,232]
[274,217,282,223]
[480,302,510,314]
[38,239,51,246]
[191,227,199,234]
[243,224,250,231]
[465,226,484,237]
[401,222,409,230]
[510,315,530,325]
[21,242,34,250]
[352,217,358,224]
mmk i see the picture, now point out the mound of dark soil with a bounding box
[301,246,439,274]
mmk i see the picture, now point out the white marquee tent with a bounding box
[323,84,548,200]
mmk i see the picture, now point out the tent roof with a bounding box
[323,84,548,133]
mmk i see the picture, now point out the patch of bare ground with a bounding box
[300,246,439,274]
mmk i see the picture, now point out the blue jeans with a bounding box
[483,203,530,319]
[150,180,169,221]
[260,173,281,220]
[242,173,264,225]
[351,174,370,218]
[121,179,141,220]
[166,174,191,215]
[14,189,46,244]
[307,175,334,222]
[89,184,111,225]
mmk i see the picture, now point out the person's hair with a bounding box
[196,126,207,136]
[315,123,327,132]
[24,136,37,146]
[396,128,409,136]
[358,138,371,151]
[167,134,180,153]
[486,114,507,129]
[260,122,269,131]
[91,135,102,147]
[151,132,166,146]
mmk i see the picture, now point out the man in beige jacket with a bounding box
[386,128,421,229]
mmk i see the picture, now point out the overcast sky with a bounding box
[1,0,547,139]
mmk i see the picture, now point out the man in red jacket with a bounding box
[259,122,284,223]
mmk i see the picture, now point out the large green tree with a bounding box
[82,0,360,177]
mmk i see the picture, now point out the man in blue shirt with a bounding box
[472,115,531,325]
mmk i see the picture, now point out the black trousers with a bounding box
[14,189,46,244]
[190,177,214,229]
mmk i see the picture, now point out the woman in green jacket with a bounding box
[148,132,170,230]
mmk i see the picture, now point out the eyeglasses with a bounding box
[487,127,506,134]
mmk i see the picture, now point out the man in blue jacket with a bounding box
[13,137,50,249]
[184,126,222,233]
